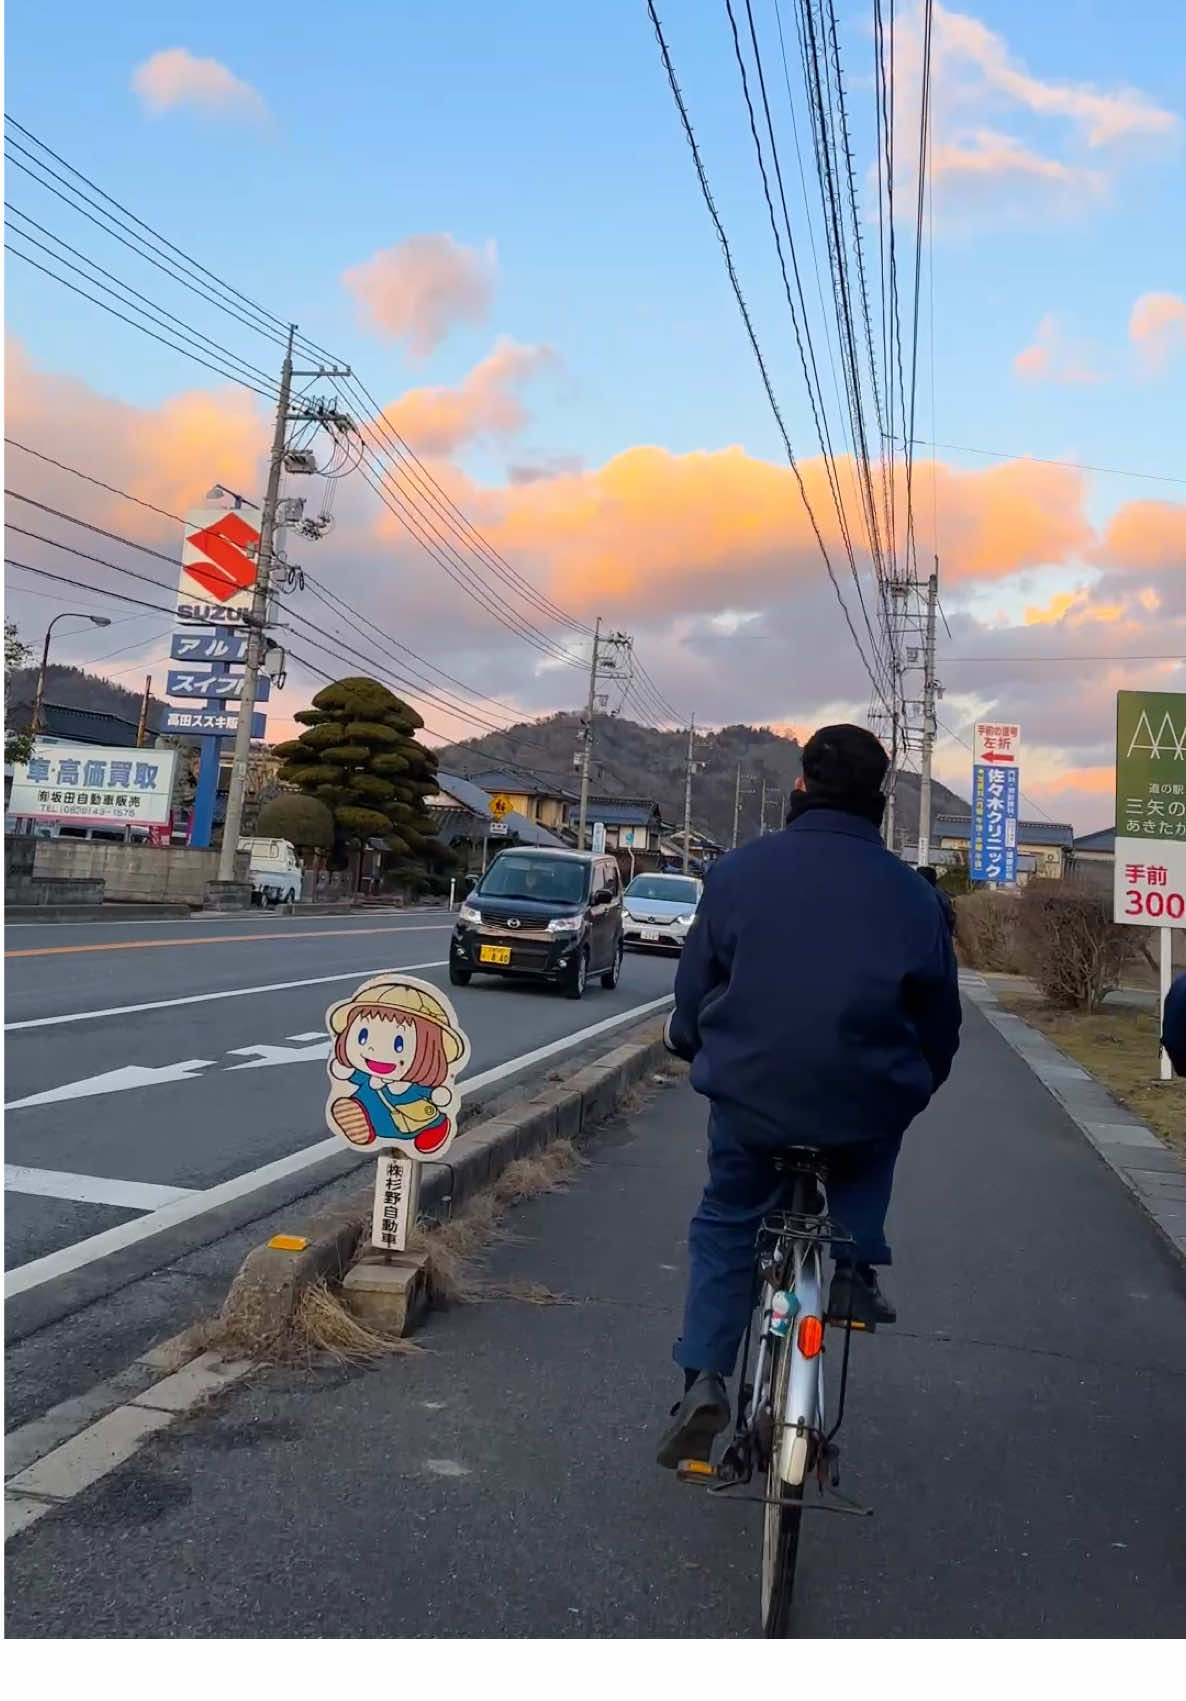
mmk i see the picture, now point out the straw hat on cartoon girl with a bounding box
[326,977,469,1156]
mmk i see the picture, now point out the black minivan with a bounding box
[449,847,624,999]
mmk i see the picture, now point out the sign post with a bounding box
[325,975,472,1254]
[970,721,1021,885]
[1112,690,1186,1082]
[591,821,607,856]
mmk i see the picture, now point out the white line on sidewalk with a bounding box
[4,1167,198,1210]
[3,993,674,1299]
[5,958,450,1033]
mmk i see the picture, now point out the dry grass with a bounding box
[998,990,1185,1154]
[294,1278,421,1362]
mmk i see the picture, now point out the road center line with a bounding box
[5,922,451,960]
[3,993,675,1299]
[5,959,450,1032]
[4,1166,198,1210]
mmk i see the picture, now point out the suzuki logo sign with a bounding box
[177,507,260,621]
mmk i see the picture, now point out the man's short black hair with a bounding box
[801,724,889,800]
[917,865,938,886]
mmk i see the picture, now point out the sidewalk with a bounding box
[7,996,1186,1637]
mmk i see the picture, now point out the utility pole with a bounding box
[759,778,768,835]
[576,618,602,854]
[732,761,743,849]
[916,565,940,868]
[135,675,152,747]
[217,327,351,881]
[682,715,696,874]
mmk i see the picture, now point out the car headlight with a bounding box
[458,902,482,924]
[676,913,696,926]
[547,915,583,934]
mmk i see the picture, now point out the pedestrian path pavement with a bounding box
[7,995,1186,1636]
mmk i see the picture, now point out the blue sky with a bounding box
[5,1,1185,830]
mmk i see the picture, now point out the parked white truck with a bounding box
[238,837,303,906]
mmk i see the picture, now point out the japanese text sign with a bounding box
[970,722,1021,885]
[8,743,177,828]
[169,631,251,663]
[1113,690,1186,929]
[166,670,270,702]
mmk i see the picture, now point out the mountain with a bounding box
[435,713,969,848]
[6,663,166,731]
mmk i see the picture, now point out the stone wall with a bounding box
[31,841,248,905]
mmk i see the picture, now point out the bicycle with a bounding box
[676,1148,872,1637]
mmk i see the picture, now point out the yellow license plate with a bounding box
[479,944,512,965]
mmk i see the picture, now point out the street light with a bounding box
[31,613,112,734]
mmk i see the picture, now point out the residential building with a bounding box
[428,772,567,873]
[465,768,576,833]
[567,796,664,852]
[1071,826,1116,891]
[935,814,1075,882]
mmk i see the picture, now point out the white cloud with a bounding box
[132,48,269,123]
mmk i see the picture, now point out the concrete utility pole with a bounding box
[916,566,940,867]
[217,327,351,881]
[682,715,696,874]
[759,778,768,835]
[732,761,743,849]
[576,618,603,854]
[135,675,152,747]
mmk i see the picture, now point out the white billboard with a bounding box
[8,743,177,828]
[177,507,260,624]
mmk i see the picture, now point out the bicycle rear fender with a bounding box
[778,1250,824,1487]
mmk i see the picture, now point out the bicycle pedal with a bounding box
[676,1458,718,1484]
[827,1315,875,1333]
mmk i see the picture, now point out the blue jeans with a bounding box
[674,1114,903,1377]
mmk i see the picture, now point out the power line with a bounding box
[644,0,891,715]
[5,439,186,523]
[904,437,1186,486]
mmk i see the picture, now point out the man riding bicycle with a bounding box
[658,723,962,1468]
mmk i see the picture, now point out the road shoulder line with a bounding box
[960,972,1186,1266]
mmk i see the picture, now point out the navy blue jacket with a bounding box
[669,809,962,1148]
[1164,972,1186,1076]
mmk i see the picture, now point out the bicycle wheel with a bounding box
[759,1337,804,1637]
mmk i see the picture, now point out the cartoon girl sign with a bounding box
[325,974,471,1161]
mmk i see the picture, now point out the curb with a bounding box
[220,1015,671,1341]
[4,902,195,924]
[5,1013,675,1545]
[961,972,1186,1266]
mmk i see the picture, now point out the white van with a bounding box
[238,837,303,905]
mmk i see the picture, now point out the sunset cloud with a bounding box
[131,48,268,122]
[383,338,555,457]
[343,234,497,357]
[1128,291,1186,376]
[1012,313,1102,383]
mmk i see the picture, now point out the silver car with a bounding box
[622,872,703,951]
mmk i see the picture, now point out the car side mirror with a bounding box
[593,886,614,906]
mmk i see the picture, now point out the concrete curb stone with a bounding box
[960,971,1186,1267]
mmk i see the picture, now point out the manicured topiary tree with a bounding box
[254,792,336,855]
[273,677,444,877]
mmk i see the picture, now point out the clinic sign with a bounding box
[8,743,177,828]
[1113,690,1186,928]
[970,721,1021,884]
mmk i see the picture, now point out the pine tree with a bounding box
[272,677,445,875]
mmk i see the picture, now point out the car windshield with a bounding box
[626,876,700,904]
[479,855,588,905]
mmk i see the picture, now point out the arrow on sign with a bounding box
[981,751,1016,764]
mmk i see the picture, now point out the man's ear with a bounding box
[793,775,806,794]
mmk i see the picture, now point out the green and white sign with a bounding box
[1113,689,1186,928]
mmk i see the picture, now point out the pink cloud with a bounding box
[343,234,497,357]
[131,48,268,122]
[1129,291,1186,376]
[1011,313,1103,384]
[379,338,555,457]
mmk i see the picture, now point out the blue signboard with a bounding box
[170,631,251,663]
[166,669,270,702]
[162,708,267,738]
[970,762,1019,884]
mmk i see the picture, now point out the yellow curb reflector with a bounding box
[268,1234,309,1252]
[679,1459,716,1476]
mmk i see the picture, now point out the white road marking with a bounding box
[7,1059,216,1110]
[4,993,675,1299]
[4,907,442,932]
[4,958,450,1033]
[4,1166,198,1210]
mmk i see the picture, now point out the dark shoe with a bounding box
[656,1372,731,1470]
[827,1263,896,1328]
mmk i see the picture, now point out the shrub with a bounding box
[953,890,1024,973]
[1017,879,1141,1013]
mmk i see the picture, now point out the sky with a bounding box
[4,0,1185,834]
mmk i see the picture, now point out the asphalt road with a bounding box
[7,993,1186,1636]
[4,909,677,1415]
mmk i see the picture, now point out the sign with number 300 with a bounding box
[1113,690,1186,931]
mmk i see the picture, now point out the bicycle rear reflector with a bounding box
[797,1316,824,1358]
